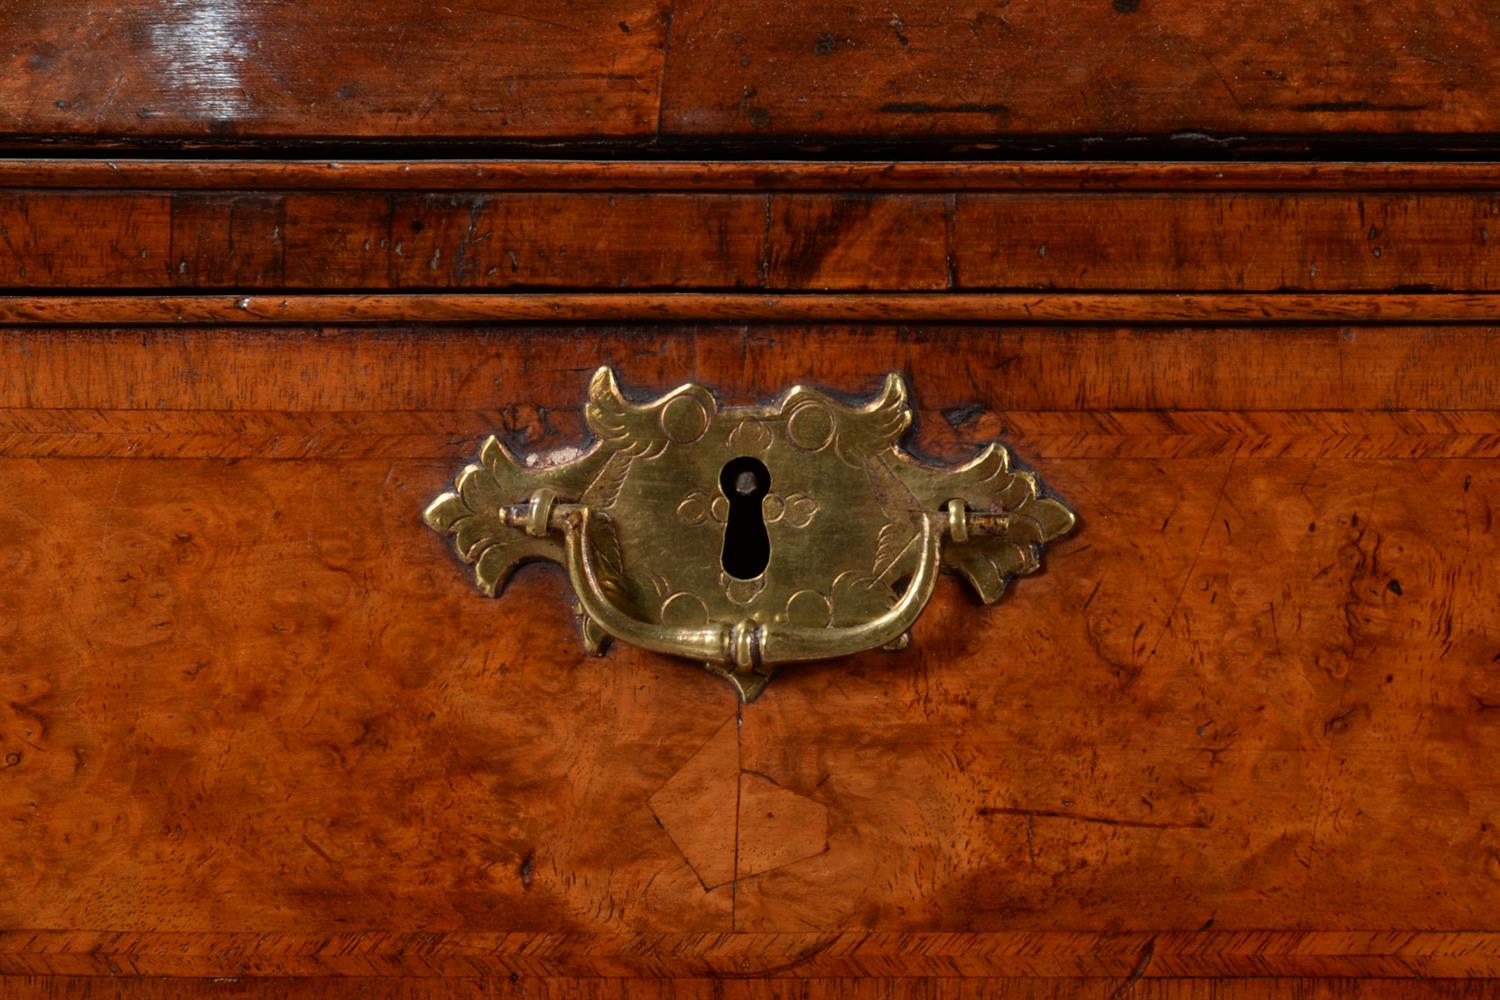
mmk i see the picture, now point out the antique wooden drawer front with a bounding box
[3,162,1500,998]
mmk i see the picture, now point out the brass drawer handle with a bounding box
[550,500,939,680]
[425,368,1075,701]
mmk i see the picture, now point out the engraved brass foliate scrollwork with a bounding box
[424,367,1075,701]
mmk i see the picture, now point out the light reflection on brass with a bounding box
[425,368,1075,701]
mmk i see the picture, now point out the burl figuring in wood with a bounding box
[2,318,1500,996]
[4,0,1500,990]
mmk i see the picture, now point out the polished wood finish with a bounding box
[4,324,1496,413]
[0,0,668,144]
[14,160,1500,191]
[4,319,1500,990]
[6,7,1500,1000]
[6,978,1500,999]
[4,2,1500,148]
[12,177,1500,292]
[955,194,1500,290]
[661,0,1500,142]
[4,152,1500,997]
[5,929,1500,977]
[10,291,1500,324]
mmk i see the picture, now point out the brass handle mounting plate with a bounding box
[425,368,1075,701]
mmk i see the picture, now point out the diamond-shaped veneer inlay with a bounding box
[647,717,740,888]
[648,717,828,890]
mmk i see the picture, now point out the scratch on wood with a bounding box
[1110,936,1156,997]
[1145,458,1236,663]
[979,807,1208,831]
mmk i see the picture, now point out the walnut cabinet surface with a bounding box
[4,1,1500,997]
[1,160,1498,1000]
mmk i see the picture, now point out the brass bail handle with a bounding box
[498,490,1011,678]
[424,367,1075,701]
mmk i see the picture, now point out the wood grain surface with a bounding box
[660,0,1500,143]
[15,161,1500,191]
[4,1,1500,148]
[6,978,1500,999]
[5,156,1500,1000]
[0,0,669,144]
[10,292,1500,325]
[2,324,1499,996]
[10,185,1500,293]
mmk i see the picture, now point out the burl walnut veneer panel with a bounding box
[2,326,1499,989]
[4,158,1500,1000]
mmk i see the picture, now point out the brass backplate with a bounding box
[425,368,1075,700]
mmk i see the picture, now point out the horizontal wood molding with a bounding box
[6,323,1498,412]
[5,173,1500,293]
[6,408,1498,461]
[3,292,1500,325]
[3,930,1500,978]
[1,979,1496,1000]
[8,161,1500,191]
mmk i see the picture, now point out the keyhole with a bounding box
[719,456,771,580]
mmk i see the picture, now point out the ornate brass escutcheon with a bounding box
[424,368,1076,701]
